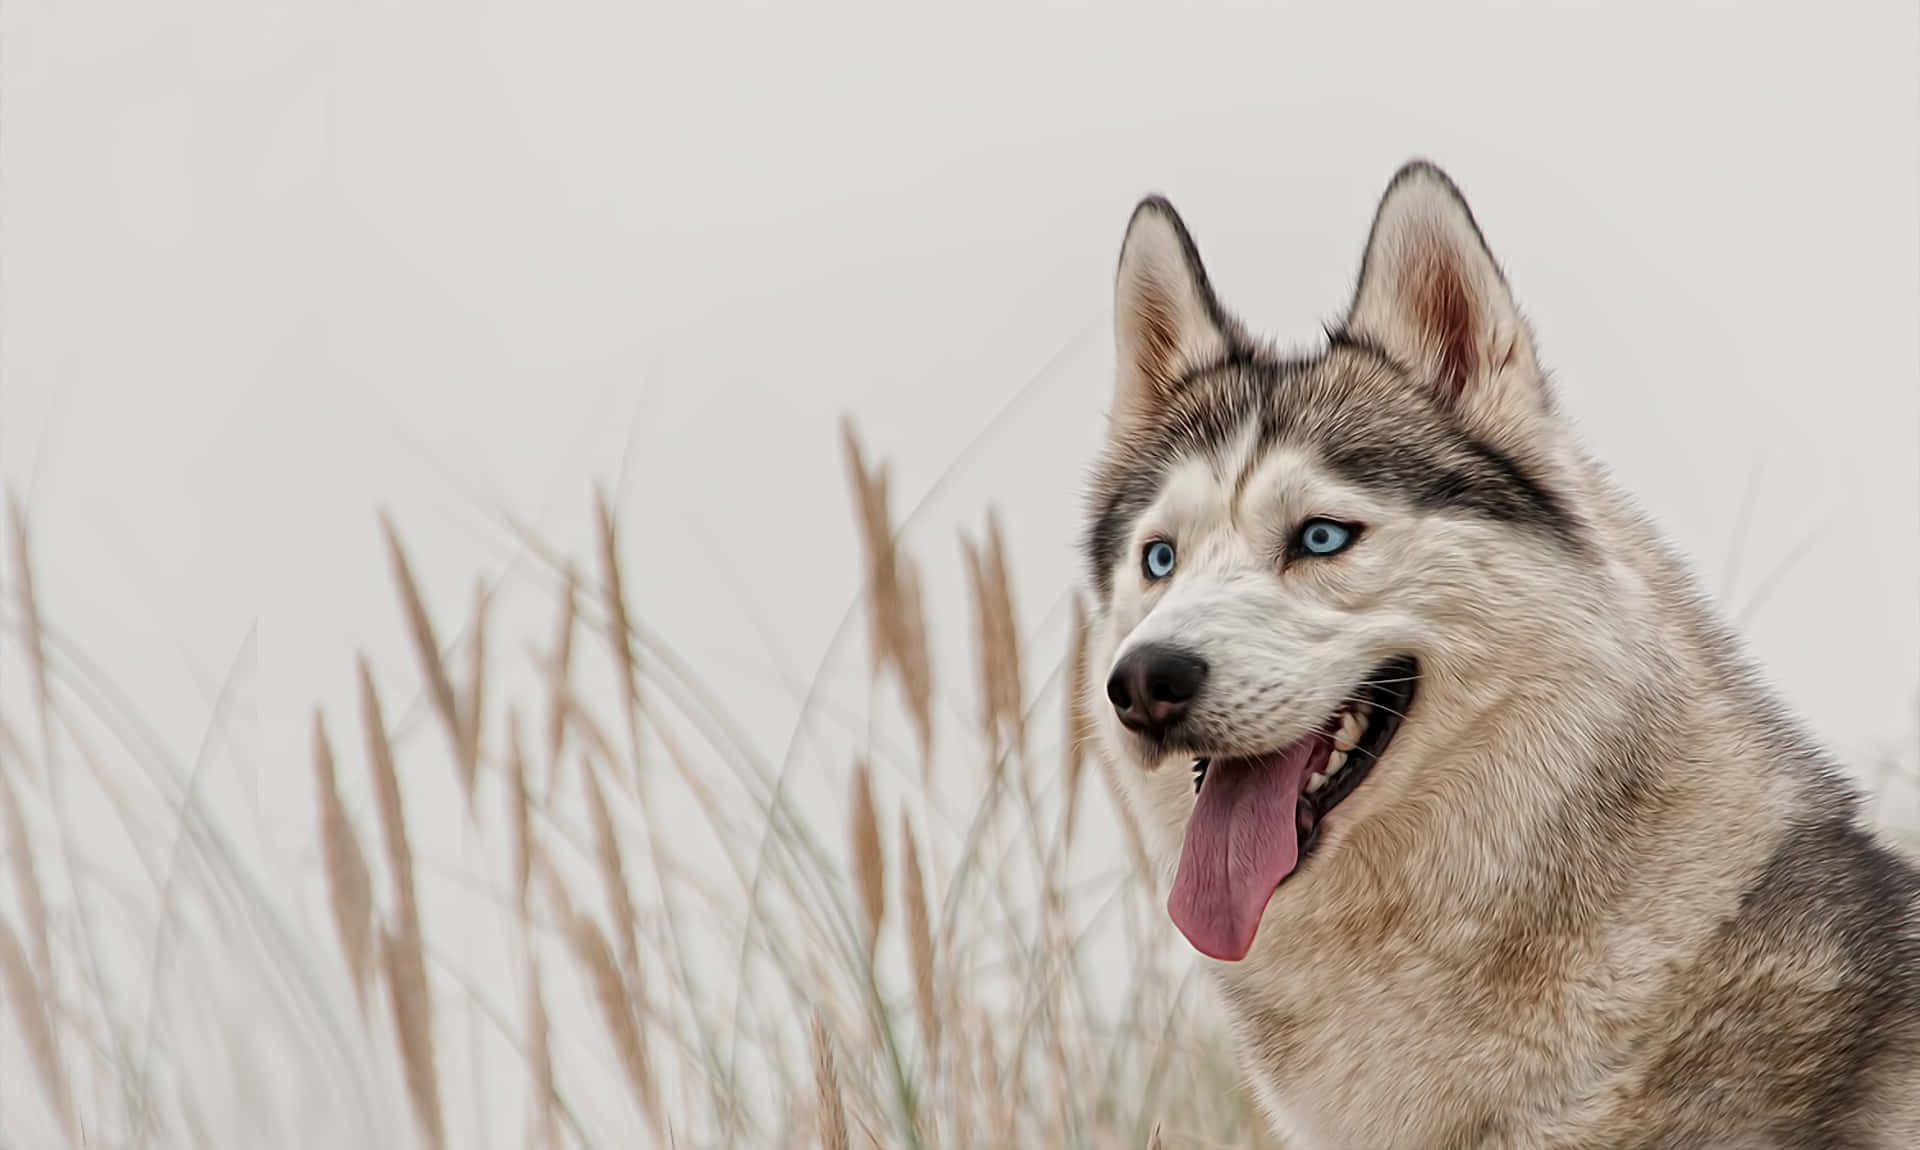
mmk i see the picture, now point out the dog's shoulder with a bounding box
[1597,809,1920,1148]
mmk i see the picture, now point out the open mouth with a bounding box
[1168,656,1418,962]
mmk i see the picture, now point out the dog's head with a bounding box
[1083,163,1628,962]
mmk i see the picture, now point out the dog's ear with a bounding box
[1346,162,1544,431]
[1112,197,1234,431]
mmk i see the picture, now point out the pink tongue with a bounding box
[1168,737,1324,961]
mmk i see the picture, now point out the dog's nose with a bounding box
[1106,645,1207,737]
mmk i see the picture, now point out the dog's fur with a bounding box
[1080,162,1920,1148]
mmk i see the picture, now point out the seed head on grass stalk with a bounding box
[894,550,936,774]
[899,812,938,1069]
[359,660,420,931]
[583,755,643,979]
[594,486,644,784]
[312,711,374,1013]
[961,509,1025,763]
[841,421,901,672]
[379,924,445,1150]
[544,566,578,790]
[849,758,887,956]
[457,579,488,775]
[378,513,474,806]
[1063,595,1096,847]
[841,419,934,767]
[812,1013,850,1150]
[505,710,534,922]
[551,871,661,1137]
[357,658,444,1146]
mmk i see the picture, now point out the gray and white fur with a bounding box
[1080,161,1920,1149]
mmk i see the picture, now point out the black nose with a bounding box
[1106,645,1207,737]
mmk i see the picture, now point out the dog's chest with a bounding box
[1213,950,1519,1149]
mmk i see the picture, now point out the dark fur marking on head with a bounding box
[1323,434,1580,552]
[1082,348,1581,597]
[1083,356,1277,598]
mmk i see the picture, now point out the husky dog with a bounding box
[1080,162,1920,1148]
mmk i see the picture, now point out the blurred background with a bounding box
[2,1,1915,1147]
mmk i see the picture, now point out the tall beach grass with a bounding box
[0,424,1283,1149]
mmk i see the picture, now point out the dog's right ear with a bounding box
[1111,197,1233,432]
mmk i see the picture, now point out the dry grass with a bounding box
[314,712,376,1012]
[3,420,1909,1150]
[0,420,1272,1149]
[961,510,1026,762]
[594,488,645,779]
[843,418,935,771]
[899,812,938,1069]
[812,1011,852,1150]
[381,513,474,804]
[560,878,662,1137]
[849,758,886,955]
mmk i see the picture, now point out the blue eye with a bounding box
[1142,540,1177,580]
[1297,519,1356,557]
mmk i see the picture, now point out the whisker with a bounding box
[1353,672,1423,687]
[1330,697,1416,724]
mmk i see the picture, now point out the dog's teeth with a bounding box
[1334,709,1365,753]
[1326,747,1348,774]
[1305,771,1329,794]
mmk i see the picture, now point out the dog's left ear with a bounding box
[1346,162,1545,431]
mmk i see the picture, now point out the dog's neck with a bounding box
[1392,499,1797,922]
[1204,592,1804,1148]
